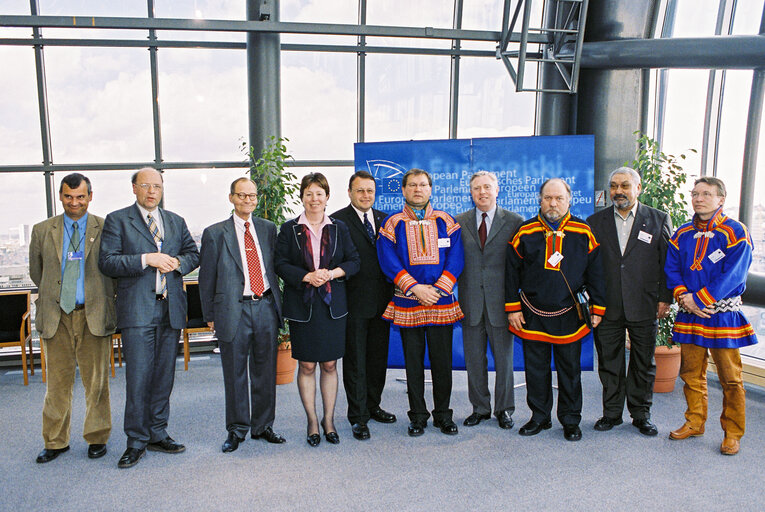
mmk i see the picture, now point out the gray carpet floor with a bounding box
[2,354,764,511]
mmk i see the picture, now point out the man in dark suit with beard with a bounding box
[331,171,395,440]
[587,166,672,437]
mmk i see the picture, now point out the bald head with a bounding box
[132,167,164,211]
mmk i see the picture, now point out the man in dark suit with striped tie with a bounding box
[99,168,199,468]
[331,171,395,440]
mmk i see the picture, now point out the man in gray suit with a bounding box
[99,167,199,468]
[587,166,672,437]
[456,171,523,429]
[198,178,286,453]
[30,173,116,463]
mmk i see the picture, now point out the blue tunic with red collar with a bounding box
[377,203,464,328]
[665,208,757,349]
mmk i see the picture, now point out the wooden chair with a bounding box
[109,329,122,378]
[182,281,212,371]
[0,290,46,385]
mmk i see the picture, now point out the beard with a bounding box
[543,210,563,223]
[612,194,630,209]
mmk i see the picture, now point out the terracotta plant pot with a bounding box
[653,344,681,393]
[276,343,297,385]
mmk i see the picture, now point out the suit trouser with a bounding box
[121,299,179,449]
[679,343,745,439]
[42,308,111,449]
[400,325,454,423]
[219,296,279,439]
[462,316,515,416]
[523,339,582,426]
[593,315,657,420]
[343,314,391,425]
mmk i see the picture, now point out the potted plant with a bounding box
[242,136,299,384]
[629,132,693,392]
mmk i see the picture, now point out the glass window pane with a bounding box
[293,167,355,217]
[0,0,32,37]
[715,70,753,212]
[660,69,708,180]
[462,0,544,32]
[153,0,244,19]
[365,54,451,141]
[281,0,357,23]
[457,57,535,138]
[159,48,247,162]
[0,174,50,288]
[44,47,154,163]
[671,0,721,37]
[732,0,764,34]
[282,52,356,160]
[39,0,148,40]
[367,0,454,28]
[0,47,43,165]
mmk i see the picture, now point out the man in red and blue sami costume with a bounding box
[377,168,464,438]
[666,176,757,456]
[505,178,606,442]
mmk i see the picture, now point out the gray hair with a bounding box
[538,178,572,199]
[608,166,641,186]
[469,170,499,187]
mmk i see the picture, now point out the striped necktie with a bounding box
[147,213,167,298]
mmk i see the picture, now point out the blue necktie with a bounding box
[363,212,375,244]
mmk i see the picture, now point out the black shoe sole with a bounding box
[146,444,186,454]
[519,421,553,436]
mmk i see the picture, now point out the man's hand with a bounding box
[411,284,441,306]
[657,301,671,319]
[591,314,602,329]
[508,311,525,332]
[145,252,179,273]
[678,293,713,319]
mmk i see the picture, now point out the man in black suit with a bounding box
[330,171,396,441]
[587,166,672,437]
[198,178,286,453]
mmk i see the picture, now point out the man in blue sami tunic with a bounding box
[665,177,757,456]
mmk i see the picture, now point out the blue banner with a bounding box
[354,135,596,371]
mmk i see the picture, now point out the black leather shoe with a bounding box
[370,407,397,424]
[222,432,242,453]
[563,424,582,441]
[87,444,107,459]
[497,410,515,430]
[252,427,286,444]
[433,419,459,435]
[146,437,185,454]
[463,412,491,426]
[594,416,623,431]
[352,423,370,441]
[518,419,552,436]
[306,433,321,447]
[632,418,659,437]
[407,421,425,437]
[117,447,145,468]
[36,446,69,463]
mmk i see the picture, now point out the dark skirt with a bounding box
[289,294,346,362]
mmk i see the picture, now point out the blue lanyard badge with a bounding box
[67,251,84,261]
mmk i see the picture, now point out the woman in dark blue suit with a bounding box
[276,173,360,447]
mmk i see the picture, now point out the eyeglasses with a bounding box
[405,183,430,189]
[137,183,163,191]
[234,193,257,201]
[691,191,719,199]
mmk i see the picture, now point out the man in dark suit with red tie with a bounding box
[331,171,396,440]
[198,178,286,452]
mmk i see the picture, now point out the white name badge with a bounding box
[708,248,725,263]
[638,230,653,244]
[547,251,564,266]
[438,238,451,248]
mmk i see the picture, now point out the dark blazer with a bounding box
[98,203,200,330]
[275,217,360,322]
[329,205,393,318]
[456,207,523,327]
[587,202,673,323]
[29,213,116,339]
[198,216,283,343]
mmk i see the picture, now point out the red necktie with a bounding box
[479,212,487,249]
[244,222,265,296]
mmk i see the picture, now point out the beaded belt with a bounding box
[679,295,742,314]
[520,291,572,317]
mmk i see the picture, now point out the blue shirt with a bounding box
[61,213,88,306]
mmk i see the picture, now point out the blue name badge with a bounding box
[67,251,84,261]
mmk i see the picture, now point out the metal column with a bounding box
[147,0,163,170]
[357,0,366,143]
[448,0,463,139]
[30,0,55,217]
[247,0,282,159]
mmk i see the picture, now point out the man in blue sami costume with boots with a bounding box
[666,176,757,456]
[377,168,464,438]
